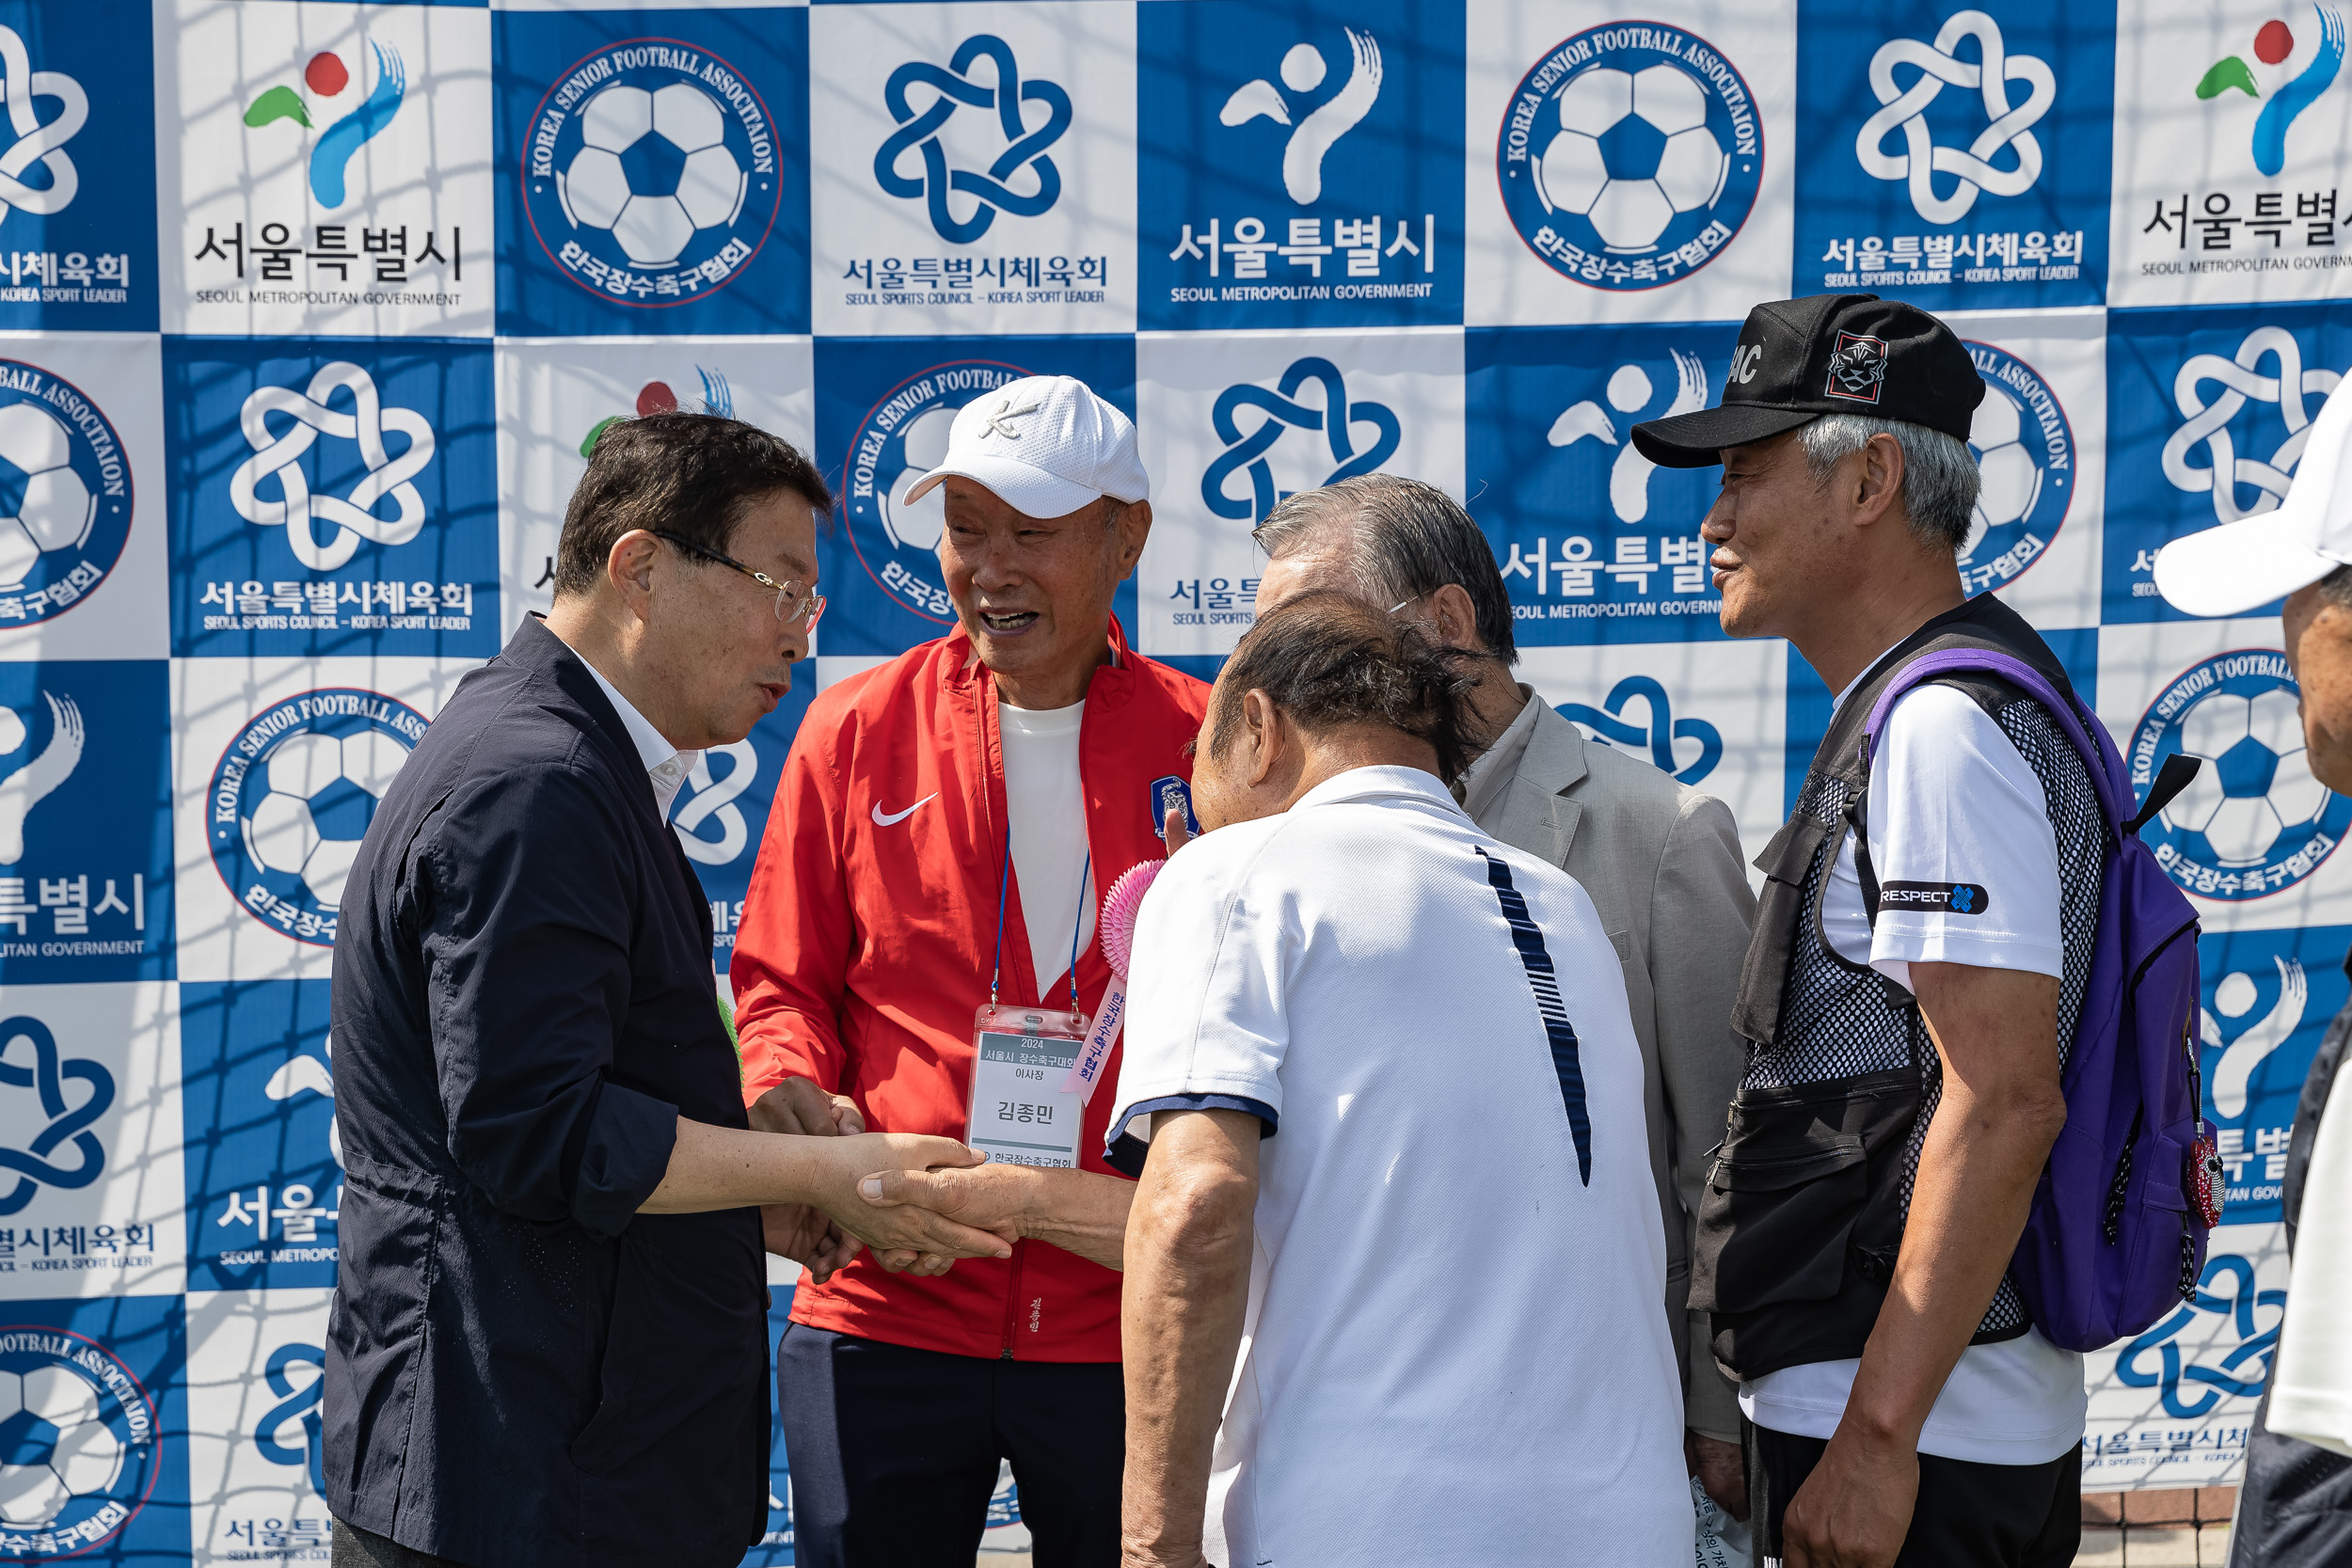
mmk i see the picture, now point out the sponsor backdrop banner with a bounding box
[0,0,2344,1558]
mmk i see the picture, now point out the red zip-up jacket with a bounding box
[730,617,1209,1362]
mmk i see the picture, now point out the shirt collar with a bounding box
[578,657,699,816]
[1293,763,1465,816]
[1452,684,1539,820]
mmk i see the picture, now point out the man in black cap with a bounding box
[1635,295,2093,1568]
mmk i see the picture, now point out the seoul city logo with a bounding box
[263,1032,339,1169]
[2131,650,2352,901]
[2202,957,2307,1121]
[1202,357,1399,523]
[1499,23,1762,291]
[0,359,130,617]
[0,28,85,229]
[2116,1253,2281,1418]
[1220,30,1382,205]
[876,36,1070,244]
[0,1326,159,1552]
[253,1342,327,1495]
[2197,6,2344,177]
[242,43,405,210]
[844,361,1030,624]
[0,691,80,866]
[208,689,428,945]
[1558,677,1722,785]
[230,363,436,573]
[1548,352,1708,525]
[580,366,734,457]
[0,1017,112,1219]
[1957,342,2073,594]
[524,40,782,306]
[2163,326,2344,527]
[1855,11,2053,224]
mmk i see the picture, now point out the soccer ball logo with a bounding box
[1965,386,2039,558]
[244,725,411,909]
[879,405,957,554]
[211,689,430,942]
[1957,344,2073,594]
[1500,23,1761,289]
[560,83,748,268]
[0,1363,121,1528]
[2136,652,2352,900]
[1536,66,1724,251]
[2160,685,2328,866]
[0,404,92,591]
[842,363,1028,625]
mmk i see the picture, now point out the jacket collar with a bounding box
[1489,701,1590,869]
[507,614,653,804]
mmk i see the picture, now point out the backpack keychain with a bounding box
[2186,1024,2227,1232]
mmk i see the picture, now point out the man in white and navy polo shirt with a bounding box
[1106,591,1688,1568]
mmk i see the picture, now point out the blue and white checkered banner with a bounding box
[2,0,2349,1557]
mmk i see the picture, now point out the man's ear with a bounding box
[1113,499,1152,582]
[1424,582,1484,654]
[1851,432,1907,531]
[608,531,660,622]
[1241,689,1283,789]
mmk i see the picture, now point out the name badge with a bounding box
[967,1004,1090,1169]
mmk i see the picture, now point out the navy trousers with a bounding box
[776,1323,1124,1568]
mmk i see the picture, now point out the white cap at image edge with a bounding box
[901,374,1150,520]
[2154,376,2352,618]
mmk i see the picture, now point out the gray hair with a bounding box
[1250,475,1517,665]
[1798,414,1980,552]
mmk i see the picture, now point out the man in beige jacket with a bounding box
[1252,474,1756,1517]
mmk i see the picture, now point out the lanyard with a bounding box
[987,819,1091,1012]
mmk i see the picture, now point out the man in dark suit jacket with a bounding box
[325,414,1010,1568]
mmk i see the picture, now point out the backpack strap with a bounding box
[1846,646,2177,929]
[1858,648,2134,831]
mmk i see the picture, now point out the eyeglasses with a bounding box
[650,531,826,627]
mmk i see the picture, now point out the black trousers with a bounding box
[776,1323,1123,1568]
[329,1519,473,1568]
[1746,1421,2080,1568]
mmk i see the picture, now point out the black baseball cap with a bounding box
[1630,293,1985,469]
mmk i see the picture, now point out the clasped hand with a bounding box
[749,1079,1025,1281]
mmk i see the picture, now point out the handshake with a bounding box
[746,1078,1083,1282]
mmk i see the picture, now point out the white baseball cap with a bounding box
[900,374,1150,519]
[2154,377,2352,617]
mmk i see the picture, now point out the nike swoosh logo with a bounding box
[871,793,939,827]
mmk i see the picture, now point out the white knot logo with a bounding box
[230,364,437,572]
[1855,10,2054,224]
[0,27,85,227]
[2162,327,2344,524]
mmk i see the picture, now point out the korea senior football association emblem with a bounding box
[522,39,783,309]
[1499,22,1762,291]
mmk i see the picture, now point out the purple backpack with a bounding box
[1860,650,2217,1353]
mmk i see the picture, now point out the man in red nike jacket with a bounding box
[730,375,1209,1568]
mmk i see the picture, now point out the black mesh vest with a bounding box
[1690,595,2105,1380]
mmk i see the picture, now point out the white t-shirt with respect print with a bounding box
[1740,679,2090,1466]
[1104,766,1688,1567]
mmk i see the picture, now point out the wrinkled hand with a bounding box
[761,1204,860,1283]
[859,1164,1032,1277]
[753,1077,867,1279]
[1780,1429,1916,1568]
[1686,1430,1747,1523]
[807,1135,1013,1262]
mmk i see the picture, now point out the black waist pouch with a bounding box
[1691,1066,1921,1381]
